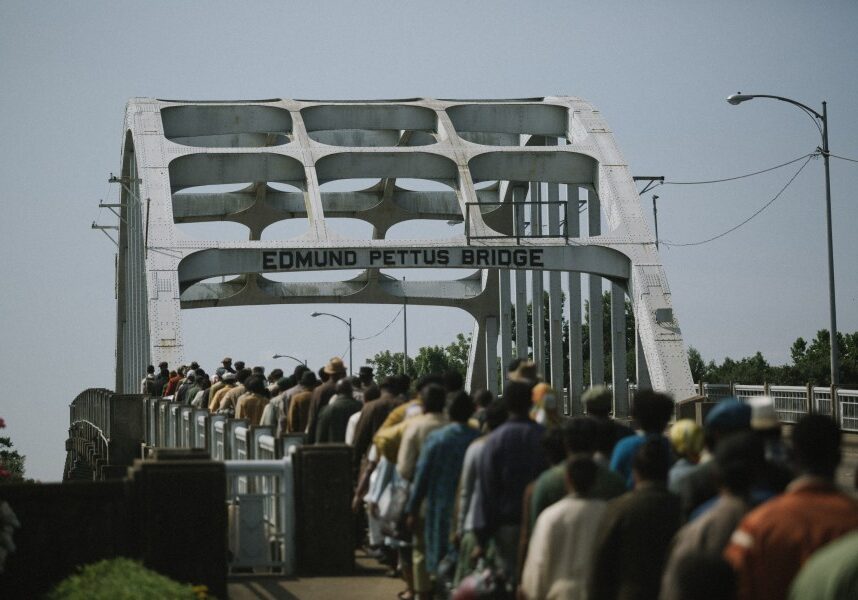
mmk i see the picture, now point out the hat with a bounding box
[215,367,226,376]
[749,396,780,430]
[158,361,168,369]
[669,419,704,457]
[582,386,612,414]
[300,370,319,386]
[324,357,346,375]
[704,398,751,433]
[222,372,237,382]
[508,359,538,383]
[359,366,374,377]
[222,357,232,363]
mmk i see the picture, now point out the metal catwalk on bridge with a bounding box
[113,97,696,411]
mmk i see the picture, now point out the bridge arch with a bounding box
[113,97,695,410]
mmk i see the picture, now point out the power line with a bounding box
[661,153,814,248]
[353,308,404,341]
[830,153,858,164]
[662,152,817,185]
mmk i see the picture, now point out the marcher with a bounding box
[217,368,252,416]
[209,372,237,412]
[660,432,763,600]
[609,389,674,488]
[788,531,858,600]
[677,398,751,521]
[589,438,681,600]
[529,417,626,532]
[406,391,479,597]
[317,378,363,443]
[473,380,547,587]
[724,415,858,600]
[287,370,320,434]
[141,365,156,394]
[454,400,508,585]
[667,419,704,493]
[520,456,607,600]
[306,358,345,443]
[235,374,269,425]
[582,385,634,458]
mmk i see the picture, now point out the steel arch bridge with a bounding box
[113,96,695,414]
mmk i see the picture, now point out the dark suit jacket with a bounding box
[589,483,681,600]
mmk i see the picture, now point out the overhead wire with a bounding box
[353,308,404,341]
[830,153,858,164]
[660,152,817,186]
[660,153,815,248]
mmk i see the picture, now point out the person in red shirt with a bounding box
[724,415,858,600]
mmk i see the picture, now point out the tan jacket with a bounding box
[236,392,268,426]
[396,412,448,481]
[209,384,235,412]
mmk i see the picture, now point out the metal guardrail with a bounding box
[566,381,856,432]
[136,397,303,574]
[697,382,856,432]
[225,459,296,575]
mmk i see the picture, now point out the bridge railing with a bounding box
[695,382,856,432]
[65,389,144,481]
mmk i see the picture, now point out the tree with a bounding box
[367,333,472,381]
[687,347,707,382]
[686,329,858,386]
[0,418,26,483]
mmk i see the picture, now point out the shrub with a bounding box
[47,557,206,600]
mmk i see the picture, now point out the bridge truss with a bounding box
[114,96,695,414]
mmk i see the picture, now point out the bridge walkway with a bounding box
[228,550,401,600]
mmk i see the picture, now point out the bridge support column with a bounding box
[499,270,513,394]
[530,182,544,375]
[567,185,584,414]
[588,189,604,387]
[514,187,528,360]
[611,284,629,418]
[547,175,564,394]
[484,315,499,394]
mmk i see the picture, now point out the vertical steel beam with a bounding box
[611,284,629,418]
[566,185,584,414]
[530,182,544,375]
[499,269,513,393]
[546,146,564,393]
[514,186,528,360]
[484,315,499,394]
[588,188,604,387]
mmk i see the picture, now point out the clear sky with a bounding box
[2,1,857,481]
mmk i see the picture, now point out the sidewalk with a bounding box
[227,550,403,600]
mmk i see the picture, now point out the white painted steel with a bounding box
[116,97,697,400]
[225,458,296,575]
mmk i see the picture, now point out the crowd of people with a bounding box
[141,356,858,600]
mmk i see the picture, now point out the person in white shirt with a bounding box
[520,456,606,600]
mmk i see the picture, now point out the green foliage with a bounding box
[688,329,858,386]
[0,418,26,483]
[367,333,471,380]
[48,558,204,600]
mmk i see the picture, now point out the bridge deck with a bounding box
[228,550,401,600]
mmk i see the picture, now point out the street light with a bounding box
[272,354,307,366]
[311,311,354,376]
[726,92,839,385]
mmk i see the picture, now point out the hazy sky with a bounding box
[2,1,857,481]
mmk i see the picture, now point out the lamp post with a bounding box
[726,93,839,385]
[271,354,307,366]
[311,311,354,376]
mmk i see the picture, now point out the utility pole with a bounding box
[403,276,408,374]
